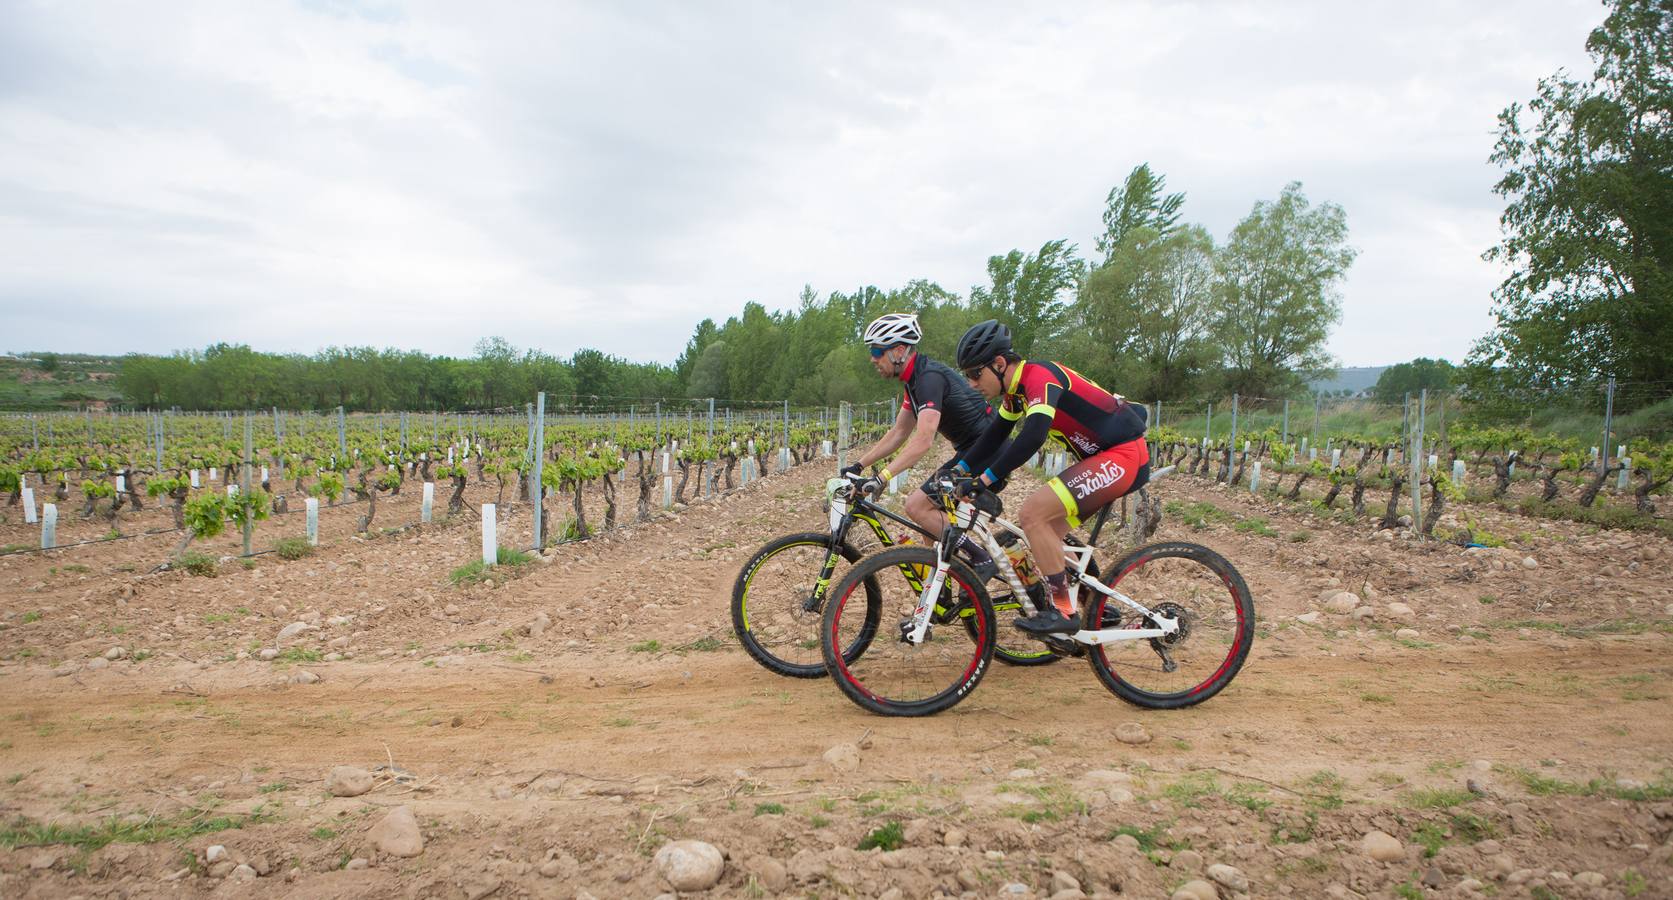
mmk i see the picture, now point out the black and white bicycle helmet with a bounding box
[862,313,922,347]
[956,319,1012,369]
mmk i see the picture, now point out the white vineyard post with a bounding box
[1250,461,1261,493]
[42,502,57,549]
[337,406,347,457]
[1453,458,1466,485]
[421,482,434,523]
[1331,448,1342,469]
[1410,389,1426,535]
[209,466,217,482]
[191,469,200,488]
[1619,457,1632,492]
[532,393,546,549]
[22,486,37,524]
[305,498,319,546]
[481,503,497,565]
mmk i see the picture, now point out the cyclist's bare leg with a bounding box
[904,488,945,539]
[1019,486,1072,578]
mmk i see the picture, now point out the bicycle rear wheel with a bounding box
[732,532,879,678]
[1084,542,1254,709]
[823,546,995,717]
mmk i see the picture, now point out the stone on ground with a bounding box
[368,805,424,857]
[652,839,724,891]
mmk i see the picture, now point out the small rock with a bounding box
[105,645,127,660]
[444,603,461,616]
[276,622,312,643]
[208,860,235,879]
[230,864,257,882]
[1008,768,1037,779]
[530,612,551,638]
[1395,628,1420,640]
[653,840,724,892]
[259,648,279,660]
[326,765,375,797]
[1112,834,1141,851]
[1573,872,1606,887]
[28,851,57,870]
[345,858,369,870]
[823,742,861,771]
[1522,556,1538,570]
[289,670,320,685]
[87,657,110,670]
[206,845,228,863]
[1296,612,1322,625]
[1207,863,1248,893]
[748,857,789,892]
[1361,830,1404,862]
[942,828,966,848]
[1324,591,1359,614]
[1385,602,1417,624]
[1051,870,1081,894]
[368,805,424,857]
[1172,849,1204,872]
[1115,722,1152,745]
[1171,879,1219,900]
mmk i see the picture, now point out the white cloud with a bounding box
[0,0,1604,369]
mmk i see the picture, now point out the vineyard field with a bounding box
[0,429,1670,897]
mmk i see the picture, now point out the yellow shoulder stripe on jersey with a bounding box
[1025,403,1056,418]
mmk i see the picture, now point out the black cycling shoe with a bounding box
[1014,606,1078,635]
[969,558,998,582]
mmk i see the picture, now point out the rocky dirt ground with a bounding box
[0,455,1670,900]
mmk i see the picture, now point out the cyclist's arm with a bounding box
[855,406,914,469]
[883,408,940,476]
[978,411,1051,486]
[952,411,1014,476]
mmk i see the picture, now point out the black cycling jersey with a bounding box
[898,354,996,454]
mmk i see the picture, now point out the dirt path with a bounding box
[2,459,1671,899]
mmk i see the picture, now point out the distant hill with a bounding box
[1307,366,1386,396]
[0,353,126,411]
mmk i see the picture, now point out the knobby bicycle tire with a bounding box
[732,532,880,678]
[822,546,995,717]
[1084,541,1254,709]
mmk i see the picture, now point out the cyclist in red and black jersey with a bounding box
[843,313,1008,574]
[950,319,1151,635]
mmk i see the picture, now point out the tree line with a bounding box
[115,173,1358,412]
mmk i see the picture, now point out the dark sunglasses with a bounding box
[961,365,986,381]
[870,345,890,358]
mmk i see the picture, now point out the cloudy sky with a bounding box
[0,0,1604,368]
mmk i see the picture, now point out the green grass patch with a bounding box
[752,802,785,816]
[275,647,322,664]
[1288,530,1312,542]
[0,806,270,853]
[1104,822,1181,852]
[1165,500,1237,530]
[175,551,218,577]
[1402,788,1472,809]
[448,547,535,585]
[629,640,661,653]
[21,611,42,623]
[1234,517,1279,537]
[274,537,313,561]
[856,820,903,851]
[1498,766,1673,801]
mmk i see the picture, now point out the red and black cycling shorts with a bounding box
[1046,437,1150,528]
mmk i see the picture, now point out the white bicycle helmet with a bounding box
[862,313,922,347]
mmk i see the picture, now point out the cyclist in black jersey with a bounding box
[842,314,1005,569]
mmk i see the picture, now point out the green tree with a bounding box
[1095,163,1186,265]
[1080,224,1217,400]
[1211,182,1356,397]
[1473,0,1672,411]
[970,239,1085,357]
[1372,358,1456,405]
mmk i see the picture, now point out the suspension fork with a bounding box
[803,512,860,613]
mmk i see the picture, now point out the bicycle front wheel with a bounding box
[823,546,995,717]
[1084,542,1254,709]
[732,532,879,678]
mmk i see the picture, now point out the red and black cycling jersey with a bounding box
[897,353,996,456]
[957,360,1146,482]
